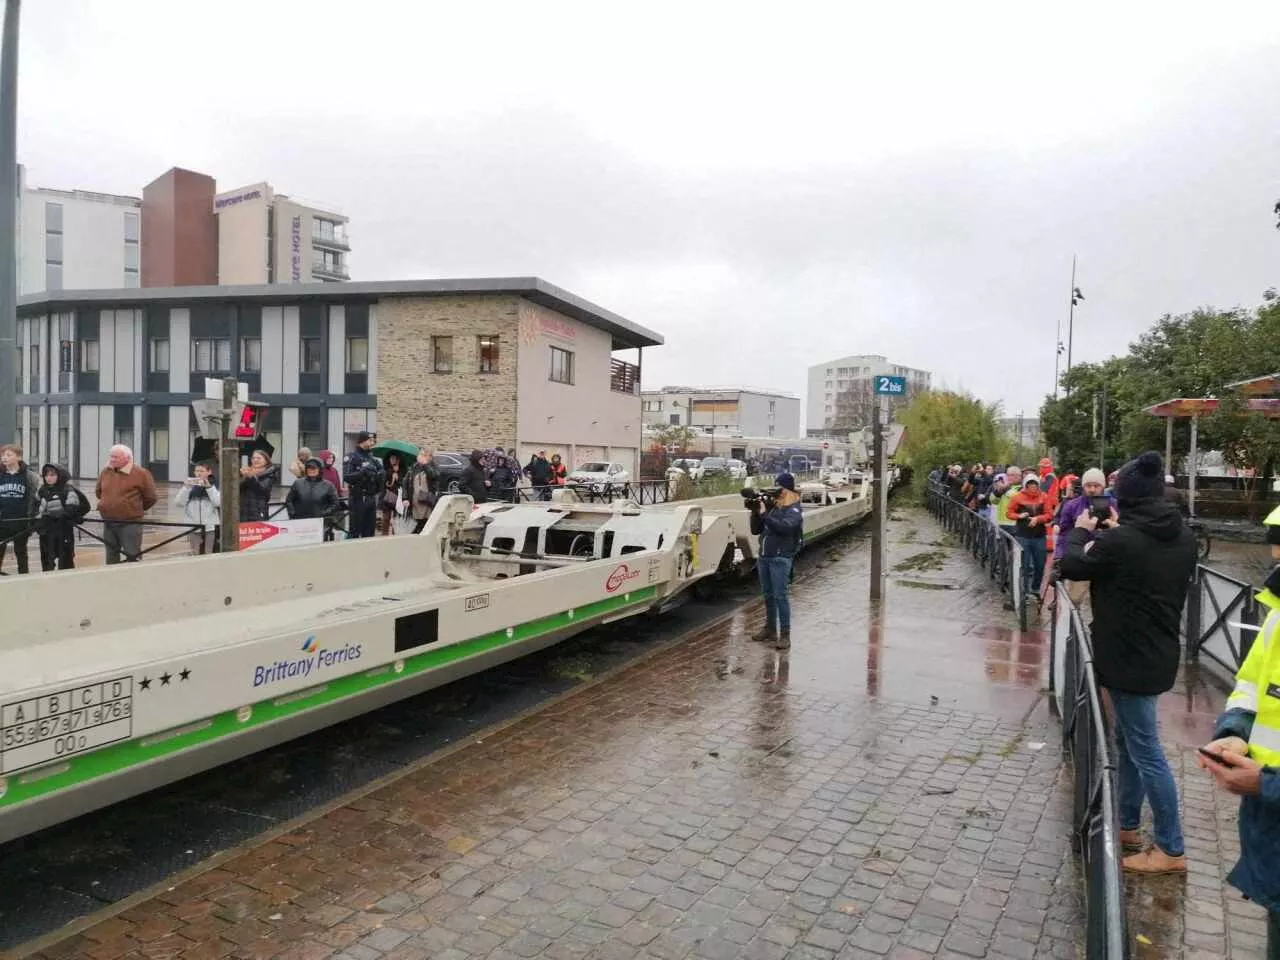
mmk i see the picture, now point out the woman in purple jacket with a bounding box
[1054,468,1115,560]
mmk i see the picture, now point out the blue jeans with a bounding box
[757,555,793,633]
[1016,534,1046,592]
[1109,689,1184,857]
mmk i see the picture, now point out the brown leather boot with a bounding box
[1122,847,1187,875]
[1118,828,1143,851]
[750,627,776,643]
[775,631,791,651]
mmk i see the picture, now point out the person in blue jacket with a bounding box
[749,472,804,651]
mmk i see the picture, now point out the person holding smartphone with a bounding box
[175,461,221,555]
[1199,504,1280,955]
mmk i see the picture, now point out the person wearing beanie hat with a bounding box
[1052,468,1114,562]
[1061,449,1197,875]
[748,473,804,650]
[1200,504,1280,951]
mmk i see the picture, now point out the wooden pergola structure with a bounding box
[1146,374,1280,514]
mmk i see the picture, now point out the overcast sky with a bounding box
[17,1,1280,423]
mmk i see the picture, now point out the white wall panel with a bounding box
[282,306,300,393]
[169,308,190,393]
[327,304,345,395]
[261,305,284,392]
[98,311,115,391]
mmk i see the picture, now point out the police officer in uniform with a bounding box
[1200,503,1280,955]
[343,431,385,539]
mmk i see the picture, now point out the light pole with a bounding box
[1064,255,1084,394]
[0,0,20,446]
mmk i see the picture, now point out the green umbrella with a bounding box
[372,439,420,461]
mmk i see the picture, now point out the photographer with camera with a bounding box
[747,473,804,651]
[343,431,386,539]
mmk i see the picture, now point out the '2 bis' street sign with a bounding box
[874,375,907,396]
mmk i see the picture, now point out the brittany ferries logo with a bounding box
[252,635,363,688]
[605,563,641,593]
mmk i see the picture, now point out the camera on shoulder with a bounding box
[742,487,779,510]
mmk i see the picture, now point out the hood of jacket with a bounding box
[1117,496,1185,542]
[39,463,70,487]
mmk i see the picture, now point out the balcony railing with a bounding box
[610,358,640,395]
[311,260,350,281]
[311,228,350,251]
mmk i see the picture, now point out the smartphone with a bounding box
[1198,746,1229,764]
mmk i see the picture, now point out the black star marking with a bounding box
[160,672,172,686]
[139,676,152,691]
[179,668,191,682]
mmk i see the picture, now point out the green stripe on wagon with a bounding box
[0,586,658,811]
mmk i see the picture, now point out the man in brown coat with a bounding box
[94,444,157,563]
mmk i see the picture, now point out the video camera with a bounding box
[741,487,780,510]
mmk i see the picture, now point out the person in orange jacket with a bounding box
[1006,475,1053,596]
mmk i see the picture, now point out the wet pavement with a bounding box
[14,506,1096,960]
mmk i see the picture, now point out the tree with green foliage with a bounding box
[899,391,1010,491]
[1039,297,1280,490]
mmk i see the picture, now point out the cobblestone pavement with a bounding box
[28,508,1087,960]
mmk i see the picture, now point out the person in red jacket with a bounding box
[1007,475,1053,596]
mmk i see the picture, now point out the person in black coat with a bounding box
[460,450,488,504]
[285,458,339,520]
[35,463,90,570]
[343,431,385,538]
[1060,450,1198,875]
[239,450,279,522]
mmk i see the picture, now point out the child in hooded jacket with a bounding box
[35,463,90,570]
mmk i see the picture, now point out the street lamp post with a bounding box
[0,0,20,446]
[1064,255,1084,395]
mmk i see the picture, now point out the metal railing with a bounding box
[0,513,206,566]
[926,481,1027,629]
[1048,586,1129,959]
[508,479,675,506]
[1183,564,1258,686]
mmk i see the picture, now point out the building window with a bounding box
[150,338,170,372]
[59,340,72,374]
[549,345,574,385]
[345,336,368,372]
[45,202,63,292]
[149,427,169,462]
[124,211,139,242]
[124,272,140,288]
[312,217,346,244]
[241,337,262,373]
[477,335,499,373]
[432,336,453,373]
[124,242,139,272]
[45,262,62,291]
[45,201,63,233]
[769,400,776,412]
[28,344,38,390]
[57,421,69,463]
[29,425,39,460]
[80,339,99,372]
[312,249,346,278]
[643,400,662,413]
[46,231,63,263]
[191,338,231,372]
[113,427,133,448]
[300,337,322,374]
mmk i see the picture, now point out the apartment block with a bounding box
[641,386,801,439]
[806,354,931,434]
[16,278,660,483]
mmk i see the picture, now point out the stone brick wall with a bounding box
[376,294,520,452]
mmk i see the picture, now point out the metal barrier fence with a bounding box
[1183,564,1257,686]
[1048,586,1130,959]
[926,481,1027,630]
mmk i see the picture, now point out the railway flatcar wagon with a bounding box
[0,481,873,842]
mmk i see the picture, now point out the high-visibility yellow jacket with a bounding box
[1213,581,1280,910]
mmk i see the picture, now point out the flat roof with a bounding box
[19,277,664,350]
[1146,397,1280,418]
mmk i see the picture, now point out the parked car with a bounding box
[568,461,631,492]
[667,458,703,481]
[432,451,469,492]
[700,457,730,478]
[725,459,748,480]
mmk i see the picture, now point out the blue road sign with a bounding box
[874,375,907,396]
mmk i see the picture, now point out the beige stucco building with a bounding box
[214,182,350,285]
